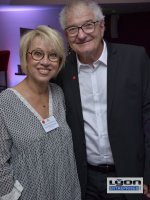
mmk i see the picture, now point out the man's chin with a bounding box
[77,50,94,63]
[78,49,92,57]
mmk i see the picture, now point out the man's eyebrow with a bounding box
[66,19,94,29]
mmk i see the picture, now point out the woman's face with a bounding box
[26,36,60,84]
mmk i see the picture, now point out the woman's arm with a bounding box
[0,111,23,200]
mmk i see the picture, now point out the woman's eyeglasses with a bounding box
[27,49,60,62]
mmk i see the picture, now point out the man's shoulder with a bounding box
[108,42,145,52]
[107,42,146,57]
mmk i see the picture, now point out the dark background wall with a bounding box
[104,11,150,57]
[0,4,150,87]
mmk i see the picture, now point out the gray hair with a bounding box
[59,0,105,29]
[20,25,65,74]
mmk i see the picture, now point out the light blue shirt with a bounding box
[77,41,114,165]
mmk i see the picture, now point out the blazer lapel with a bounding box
[107,43,118,125]
[66,52,84,126]
[66,45,118,127]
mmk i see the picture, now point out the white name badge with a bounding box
[41,116,59,133]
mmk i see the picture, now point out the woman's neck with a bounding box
[23,78,49,95]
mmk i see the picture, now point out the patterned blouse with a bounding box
[0,83,81,200]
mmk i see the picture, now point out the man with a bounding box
[56,0,150,199]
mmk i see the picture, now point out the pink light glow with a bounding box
[0,5,63,87]
[0,6,51,12]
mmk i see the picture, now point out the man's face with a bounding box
[65,4,105,63]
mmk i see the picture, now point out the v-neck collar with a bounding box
[9,86,53,121]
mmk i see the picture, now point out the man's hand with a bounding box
[144,184,150,198]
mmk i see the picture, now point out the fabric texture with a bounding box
[0,83,81,200]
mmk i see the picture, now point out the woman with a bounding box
[0,25,81,200]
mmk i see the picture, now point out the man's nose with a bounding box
[77,27,87,38]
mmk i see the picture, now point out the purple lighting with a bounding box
[0,6,52,12]
[0,5,63,87]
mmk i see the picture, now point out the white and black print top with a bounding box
[0,83,81,200]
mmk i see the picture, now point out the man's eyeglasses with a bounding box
[65,21,99,37]
[27,49,60,62]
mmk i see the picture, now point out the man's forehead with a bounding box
[66,6,95,26]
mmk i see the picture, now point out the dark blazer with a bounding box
[56,43,150,200]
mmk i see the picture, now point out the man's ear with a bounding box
[100,20,105,29]
[100,20,105,36]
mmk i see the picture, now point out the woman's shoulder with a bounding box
[0,89,15,110]
[49,82,63,94]
[0,88,13,100]
[49,83,65,105]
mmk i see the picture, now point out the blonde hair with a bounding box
[20,25,65,74]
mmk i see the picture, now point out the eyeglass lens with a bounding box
[66,21,98,36]
[29,50,59,62]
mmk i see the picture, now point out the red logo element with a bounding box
[72,75,76,80]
